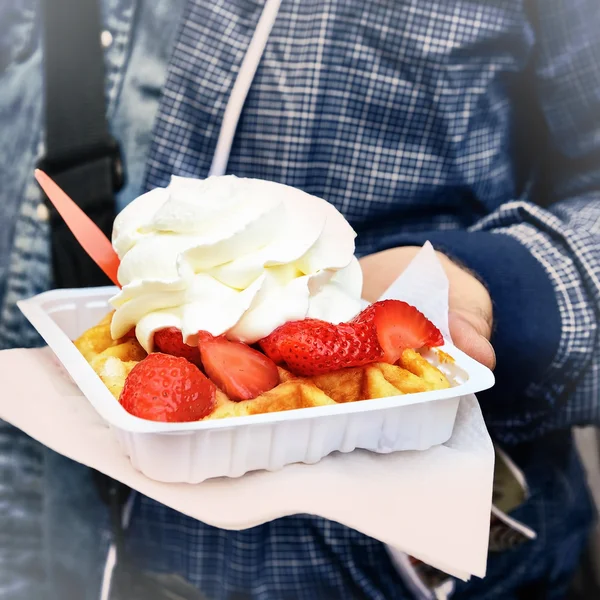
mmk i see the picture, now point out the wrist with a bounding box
[371,231,562,409]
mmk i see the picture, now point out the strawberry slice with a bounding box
[355,300,443,363]
[198,334,279,401]
[259,300,443,375]
[123,327,136,339]
[154,327,202,366]
[259,318,384,376]
[121,353,216,422]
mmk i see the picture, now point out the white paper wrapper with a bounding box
[0,242,494,579]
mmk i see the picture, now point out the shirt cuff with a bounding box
[372,230,562,416]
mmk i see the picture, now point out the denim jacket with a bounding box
[0,2,183,598]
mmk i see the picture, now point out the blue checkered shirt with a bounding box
[144,0,600,444]
[0,0,598,598]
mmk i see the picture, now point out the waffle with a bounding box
[74,313,451,420]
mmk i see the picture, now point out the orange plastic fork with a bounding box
[34,169,121,287]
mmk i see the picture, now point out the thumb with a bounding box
[448,311,496,370]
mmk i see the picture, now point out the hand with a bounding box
[359,246,496,370]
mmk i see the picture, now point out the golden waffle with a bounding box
[74,313,451,420]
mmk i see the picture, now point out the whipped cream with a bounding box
[110,175,363,352]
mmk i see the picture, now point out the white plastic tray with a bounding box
[18,287,494,483]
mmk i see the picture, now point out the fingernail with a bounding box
[482,336,496,370]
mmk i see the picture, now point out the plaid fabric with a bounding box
[0,0,598,598]
[144,0,600,443]
[123,432,594,600]
[130,0,600,598]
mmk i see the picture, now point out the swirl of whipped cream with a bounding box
[110,175,363,352]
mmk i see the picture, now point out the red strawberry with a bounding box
[154,327,202,366]
[196,330,215,344]
[120,353,216,422]
[259,318,384,376]
[257,333,285,365]
[198,335,279,401]
[259,300,443,375]
[354,300,443,363]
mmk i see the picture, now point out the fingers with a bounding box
[359,247,496,370]
[448,311,496,370]
[359,247,421,302]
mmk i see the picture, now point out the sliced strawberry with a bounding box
[350,302,377,327]
[257,333,285,364]
[154,327,202,366]
[359,300,443,363]
[198,335,279,401]
[260,301,443,375]
[259,318,384,376]
[120,353,216,422]
[196,330,215,344]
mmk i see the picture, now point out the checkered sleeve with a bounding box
[476,0,600,438]
[384,0,600,442]
[473,197,600,439]
[392,198,600,443]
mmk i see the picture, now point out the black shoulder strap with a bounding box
[38,0,125,288]
[38,0,132,561]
